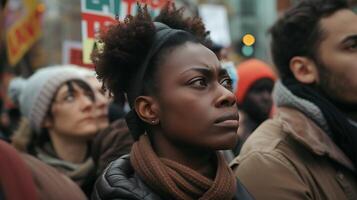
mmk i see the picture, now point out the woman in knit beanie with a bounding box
[9,65,98,196]
[233,59,276,155]
[92,3,252,200]
[63,65,110,132]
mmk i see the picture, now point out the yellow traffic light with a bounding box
[242,34,255,46]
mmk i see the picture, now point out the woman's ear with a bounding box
[42,116,53,129]
[290,56,319,84]
[134,96,160,124]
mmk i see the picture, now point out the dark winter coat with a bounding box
[92,154,254,200]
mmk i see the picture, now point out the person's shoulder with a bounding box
[230,115,316,199]
[93,154,162,200]
[230,126,312,200]
[21,154,87,200]
[231,116,301,173]
[92,118,134,175]
[238,118,287,158]
[0,140,37,200]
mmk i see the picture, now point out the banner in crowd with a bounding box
[6,0,43,66]
[81,0,167,64]
[62,40,94,69]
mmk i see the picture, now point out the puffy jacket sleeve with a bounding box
[92,160,142,200]
[92,155,162,200]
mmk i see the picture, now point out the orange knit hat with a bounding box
[235,59,277,104]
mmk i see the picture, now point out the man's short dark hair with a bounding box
[270,0,349,79]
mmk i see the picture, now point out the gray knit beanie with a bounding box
[8,65,89,134]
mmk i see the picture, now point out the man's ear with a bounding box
[134,96,160,124]
[290,56,319,84]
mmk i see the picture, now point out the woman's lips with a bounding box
[214,119,239,128]
[214,113,240,128]
[80,116,95,123]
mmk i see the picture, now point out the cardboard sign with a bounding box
[81,0,167,64]
[62,40,94,69]
[6,0,42,66]
[199,4,231,47]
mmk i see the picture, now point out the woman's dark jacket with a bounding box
[92,154,254,200]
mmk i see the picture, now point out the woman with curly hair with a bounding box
[92,3,252,200]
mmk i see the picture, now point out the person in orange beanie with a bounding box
[233,59,276,155]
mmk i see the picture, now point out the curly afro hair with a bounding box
[92,3,211,105]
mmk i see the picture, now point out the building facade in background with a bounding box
[2,0,355,74]
[197,0,293,63]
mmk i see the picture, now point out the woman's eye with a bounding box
[349,43,357,51]
[220,77,233,91]
[190,78,207,88]
[345,41,357,51]
[64,94,75,102]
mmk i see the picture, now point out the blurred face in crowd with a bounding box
[241,78,274,123]
[315,9,357,105]
[152,42,239,150]
[44,81,97,139]
[86,77,109,131]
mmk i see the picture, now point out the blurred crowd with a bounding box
[0,0,357,200]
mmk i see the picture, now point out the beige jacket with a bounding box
[231,107,357,200]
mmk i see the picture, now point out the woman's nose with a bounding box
[80,95,95,111]
[215,84,236,108]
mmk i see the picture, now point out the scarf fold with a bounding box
[35,143,95,184]
[274,79,357,172]
[130,134,237,200]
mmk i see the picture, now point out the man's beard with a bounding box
[315,59,357,113]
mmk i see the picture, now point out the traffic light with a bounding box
[239,33,255,57]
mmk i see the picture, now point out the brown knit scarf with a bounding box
[130,134,237,200]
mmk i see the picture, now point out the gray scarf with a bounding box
[273,80,331,135]
[36,144,94,184]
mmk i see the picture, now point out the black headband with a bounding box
[126,22,186,106]
[125,22,187,139]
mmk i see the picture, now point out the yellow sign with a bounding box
[83,37,95,65]
[6,0,42,66]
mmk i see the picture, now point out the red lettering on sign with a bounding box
[24,13,37,38]
[8,36,19,56]
[82,12,116,38]
[150,0,166,9]
[122,0,137,15]
[69,48,94,69]
[15,29,27,45]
